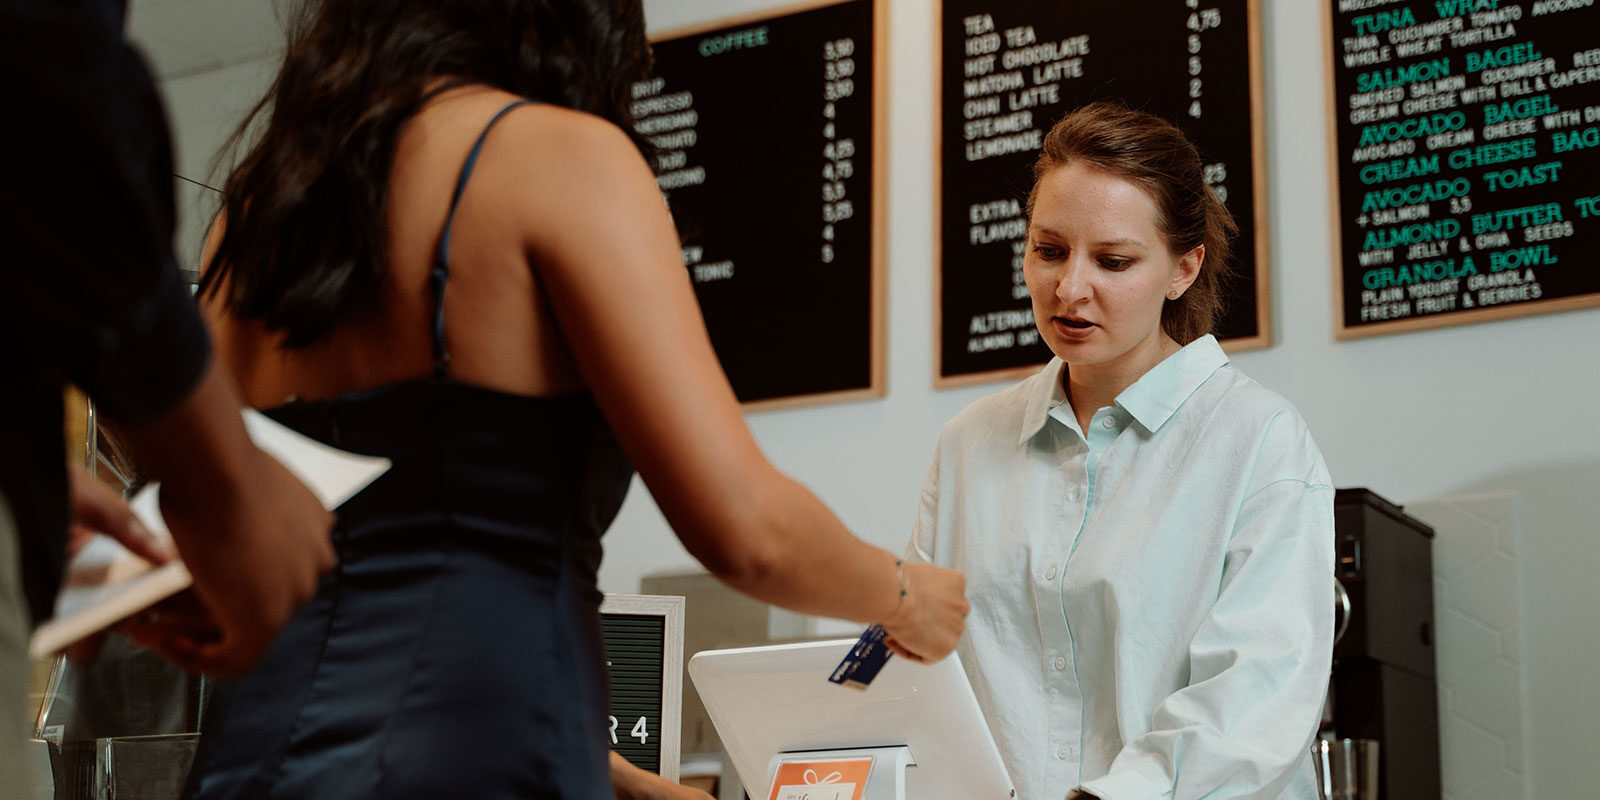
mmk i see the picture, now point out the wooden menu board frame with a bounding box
[648,0,888,412]
[933,0,1271,389]
[1324,1,1600,340]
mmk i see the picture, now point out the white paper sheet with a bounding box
[29,408,390,659]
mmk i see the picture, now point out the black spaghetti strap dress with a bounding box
[185,100,634,799]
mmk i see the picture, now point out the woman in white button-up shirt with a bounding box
[908,103,1335,800]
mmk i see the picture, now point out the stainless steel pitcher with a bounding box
[1312,738,1379,800]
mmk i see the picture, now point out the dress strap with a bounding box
[430,98,538,379]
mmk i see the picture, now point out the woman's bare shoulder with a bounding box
[493,99,643,169]
[410,85,639,165]
[404,87,658,255]
[486,102,663,247]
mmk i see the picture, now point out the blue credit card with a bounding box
[828,624,894,690]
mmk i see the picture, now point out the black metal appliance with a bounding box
[1329,488,1442,800]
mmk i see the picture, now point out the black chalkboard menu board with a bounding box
[637,0,885,408]
[936,0,1269,386]
[602,596,684,779]
[1327,1,1600,338]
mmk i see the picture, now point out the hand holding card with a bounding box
[828,624,893,690]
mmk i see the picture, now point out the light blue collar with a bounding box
[1019,335,1229,444]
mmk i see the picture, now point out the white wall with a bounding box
[163,56,280,272]
[152,2,1599,796]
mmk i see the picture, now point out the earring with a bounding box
[1167,289,1180,299]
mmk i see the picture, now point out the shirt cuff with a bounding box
[1077,754,1175,800]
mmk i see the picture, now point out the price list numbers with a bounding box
[1187,0,1234,206]
[1331,0,1600,334]
[1185,0,1236,209]
[1185,0,1225,120]
[821,37,859,266]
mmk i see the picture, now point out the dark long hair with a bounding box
[1028,101,1238,345]
[199,0,654,348]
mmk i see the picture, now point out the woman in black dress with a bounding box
[165,2,969,798]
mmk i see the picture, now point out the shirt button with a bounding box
[1045,566,1057,580]
[1054,656,1067,670]
[1057,745,1070,759]
[1101,417,1117,429]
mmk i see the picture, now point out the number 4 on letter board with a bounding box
[606,715,651,745]
[768,757,871,800]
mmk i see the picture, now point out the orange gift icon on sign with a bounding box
[768,757,872,800]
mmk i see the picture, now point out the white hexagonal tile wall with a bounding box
[1434,607,1501,686]
[1439,716,1502,798]
[1407,494,1529,800]
[1500,624,1520,664]
[1504,728,1525,775]
[1453,660,1523,742]
[1460,768,1528,800]
[1450,553,1519,631]
[1428,504,1496,581]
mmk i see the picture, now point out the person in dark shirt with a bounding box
[0,0,338,784]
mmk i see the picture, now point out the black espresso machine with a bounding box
[1327,488,1442,800]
